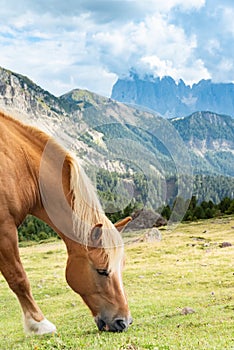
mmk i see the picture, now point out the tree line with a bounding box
[18,168,234,243]
[18,195,234,243]
[161,196,234,222]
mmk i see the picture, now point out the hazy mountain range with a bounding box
[0,66,233,206]
[111,71,234,119]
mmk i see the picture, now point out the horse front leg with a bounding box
[0,220,56,335]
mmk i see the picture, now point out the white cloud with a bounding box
[0,0,206,20]
[217,58,233,74]
[0,8,208,96]
[139,0,205,12]
[140,56,178,78]
[0,0,232,97]
[91,13,209,86]
[220,6,234,36]
[206,39,221,55]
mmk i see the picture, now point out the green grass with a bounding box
[0,217,234,349]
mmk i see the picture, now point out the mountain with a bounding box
[171,111,234,176]
[0,67,86,142]
[0,66,174,174]
[0,66,233,207]
[111,72,234,118]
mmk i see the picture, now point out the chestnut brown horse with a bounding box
[0,112,132,334]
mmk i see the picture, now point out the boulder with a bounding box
[125,208,167,231]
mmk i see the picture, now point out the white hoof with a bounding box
[24,317,57,335]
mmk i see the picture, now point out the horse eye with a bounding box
[96,269,109,277]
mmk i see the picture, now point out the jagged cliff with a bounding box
[111,72,234,118]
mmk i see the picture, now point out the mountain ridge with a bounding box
[0,66,233,181]
[171,111,234,176]
[111,72,234,118]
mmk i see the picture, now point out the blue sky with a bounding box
[0,0,233,97]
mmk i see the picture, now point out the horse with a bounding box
[0,112,132,334]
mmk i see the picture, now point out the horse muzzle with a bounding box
[95,316,133,332]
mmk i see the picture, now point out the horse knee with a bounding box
[9,277,30,296]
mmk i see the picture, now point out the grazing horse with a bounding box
[0,112,132,334]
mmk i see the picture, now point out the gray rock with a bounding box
[125,209,167,231]
[181,307,196,315]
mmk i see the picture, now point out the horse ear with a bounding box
[90,224,103,247]
[114,216,132,232]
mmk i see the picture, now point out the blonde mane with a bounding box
[69,156,124,270]
[0,111,124,272]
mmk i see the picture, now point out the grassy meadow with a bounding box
[0,217,233,350]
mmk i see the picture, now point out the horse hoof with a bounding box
[24,317,57,335]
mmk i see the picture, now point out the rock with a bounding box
[219,242,232,248]
[181,307,195,315]
[143,228,162,242]
[125,209,167,231]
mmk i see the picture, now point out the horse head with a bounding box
[65,217,132,332]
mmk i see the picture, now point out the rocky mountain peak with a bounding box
[111,73,234,118]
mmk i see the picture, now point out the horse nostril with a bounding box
[96,318,106,331]
[114,318,127,332]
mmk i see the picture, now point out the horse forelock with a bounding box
[68,156,124,271]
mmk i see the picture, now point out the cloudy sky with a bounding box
[0,0,233,97]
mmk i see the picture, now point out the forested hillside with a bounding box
[171,111,234,176]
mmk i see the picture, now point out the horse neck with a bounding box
[69,158,108,244]
[32,139,76,237]
[34,143,105,246]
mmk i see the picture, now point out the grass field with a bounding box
[0,217,233,350]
